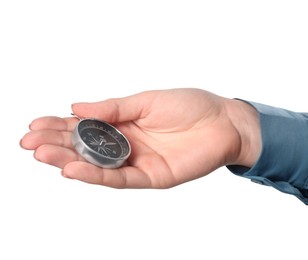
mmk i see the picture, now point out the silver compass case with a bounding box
[72,118,131,169]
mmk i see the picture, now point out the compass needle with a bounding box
[104,142,117,146]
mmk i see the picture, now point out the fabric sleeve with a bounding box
[226,100,308,205]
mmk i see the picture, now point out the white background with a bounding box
[1,1,308,259]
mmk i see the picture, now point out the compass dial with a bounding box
[72,119,131,168]
[80,127,122,158]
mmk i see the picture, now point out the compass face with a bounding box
[80,127,122,158]
[77,119,130,159]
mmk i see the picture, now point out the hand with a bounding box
[20,88,261,188]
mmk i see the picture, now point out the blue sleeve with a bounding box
[227,100,308,205]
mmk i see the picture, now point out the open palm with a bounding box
[21,88,244,188]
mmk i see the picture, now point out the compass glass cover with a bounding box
[78,119,130,159]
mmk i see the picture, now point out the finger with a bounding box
[71,91,154,123]
[34,144,83,168]
[21,129,73,150]
[62,161,153,188]
[30,116,78,131]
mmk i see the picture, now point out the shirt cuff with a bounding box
[227,100,308,205]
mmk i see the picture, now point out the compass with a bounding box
[72,118,131,168]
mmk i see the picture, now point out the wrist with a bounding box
[224,98,262,167]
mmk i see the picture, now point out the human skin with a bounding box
[20,88,261,188]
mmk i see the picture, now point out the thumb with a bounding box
[71,92,150,123]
